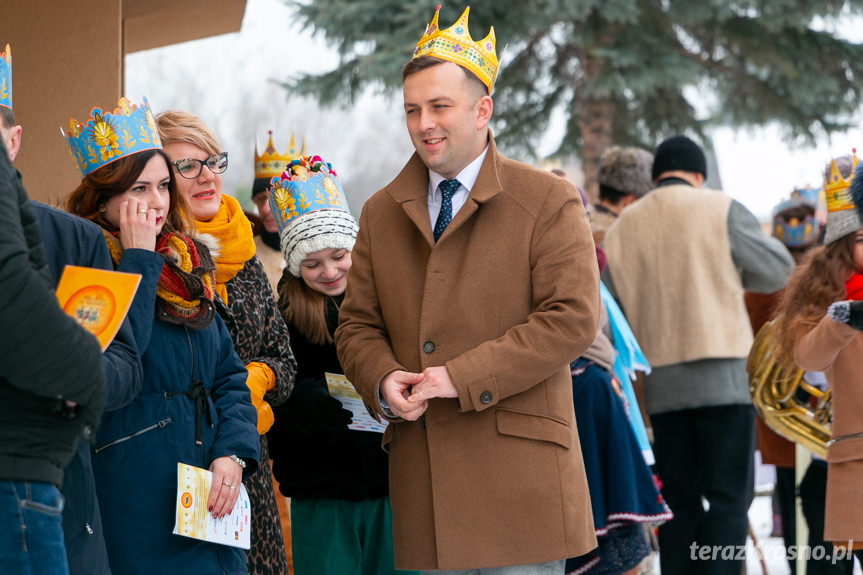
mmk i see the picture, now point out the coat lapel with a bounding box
[386,134,505,245]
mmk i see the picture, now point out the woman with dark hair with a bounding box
[155,109,295,575]
[64,97,259,575]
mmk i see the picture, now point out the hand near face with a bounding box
[408,366,457,402]
[380,370,427,421]
[118,198,158,252]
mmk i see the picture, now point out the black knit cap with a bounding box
[651,135,707,181]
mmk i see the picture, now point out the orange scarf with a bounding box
[194,194,255,305]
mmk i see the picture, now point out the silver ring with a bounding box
[229,485,237,490]
[223,481,232,487]
[138,209,148,214]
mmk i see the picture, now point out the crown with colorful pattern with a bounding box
[62,96,162,177]
[413,5,498,92]
[0,44,11,110]
[254,131,306,180]
[269,155,350,232]
[824,151,861,244]
[268,155,358,276]
[824,151,858,214]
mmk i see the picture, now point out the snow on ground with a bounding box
[745,490,862,575]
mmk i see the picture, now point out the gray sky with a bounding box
[126,0,863,219]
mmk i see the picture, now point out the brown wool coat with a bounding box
[795,315,863,542]
[335,137,601,570]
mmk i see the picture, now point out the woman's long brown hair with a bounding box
[774,232,858,365]
[277,271,332,345]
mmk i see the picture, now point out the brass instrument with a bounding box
[747,320,832,459]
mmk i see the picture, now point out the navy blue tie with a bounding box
[433,179,460,242]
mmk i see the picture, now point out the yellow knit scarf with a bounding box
[194,194,255,305]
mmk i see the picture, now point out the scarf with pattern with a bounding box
[193,194,255,305]
[103,230,217,329]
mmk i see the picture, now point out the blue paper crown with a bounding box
[772,191,820,248]
[0,44,11,110]
[790,186,822,209]
[772,213,819,248]
[268,155,351,235]
[62,96,162,176]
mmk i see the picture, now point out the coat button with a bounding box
[480,391,493,404]
[423,341,435,354]
[82,425,93,441]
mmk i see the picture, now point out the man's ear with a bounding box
[6,124,22,162]
[476,95,493,131]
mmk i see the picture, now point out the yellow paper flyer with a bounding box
[55,265,140,351]
[173,463,251,549]
[325,372,387,433]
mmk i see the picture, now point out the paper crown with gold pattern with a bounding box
[63,97,162,177]
[824,151,861,244]
[0,44,11,110]
[254,131,306,180]
[413,5,498,92]
[268,155,358,276]
[772,189,820,249]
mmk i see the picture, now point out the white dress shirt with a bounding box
[427,146,489,229]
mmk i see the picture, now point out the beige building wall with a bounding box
[0,0,245,205]
[1,0,122,205]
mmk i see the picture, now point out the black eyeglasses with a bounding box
[172,152,229,179]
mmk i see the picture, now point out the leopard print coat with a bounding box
[218,255,296,575]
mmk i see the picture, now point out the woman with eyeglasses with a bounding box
[64,97,260,574]
[155,110,296,575]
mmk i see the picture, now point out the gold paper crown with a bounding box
[825,150,858,214]
[413,5,498,92]
[254,131,306,180]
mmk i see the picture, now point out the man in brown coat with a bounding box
[335,6,600,574]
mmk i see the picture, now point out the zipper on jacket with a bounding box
[93,417,173,454]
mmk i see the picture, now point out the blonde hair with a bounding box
[154,110,222,155]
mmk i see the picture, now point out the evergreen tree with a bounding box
[284,0,863,198]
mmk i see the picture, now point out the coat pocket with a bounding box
[94,417,174,454]
[826,434,863,463]
[495,408,571,449]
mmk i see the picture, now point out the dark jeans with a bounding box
[0,480,69,575]
[775,466,797,574]
[651,405,755,575]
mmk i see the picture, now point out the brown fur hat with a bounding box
[597,146,654,198]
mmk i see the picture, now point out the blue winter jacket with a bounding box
[91,246,259,575]
[33,201,143,575]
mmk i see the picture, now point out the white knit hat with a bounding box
[267,155,358,276]
[280,208,358,276]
